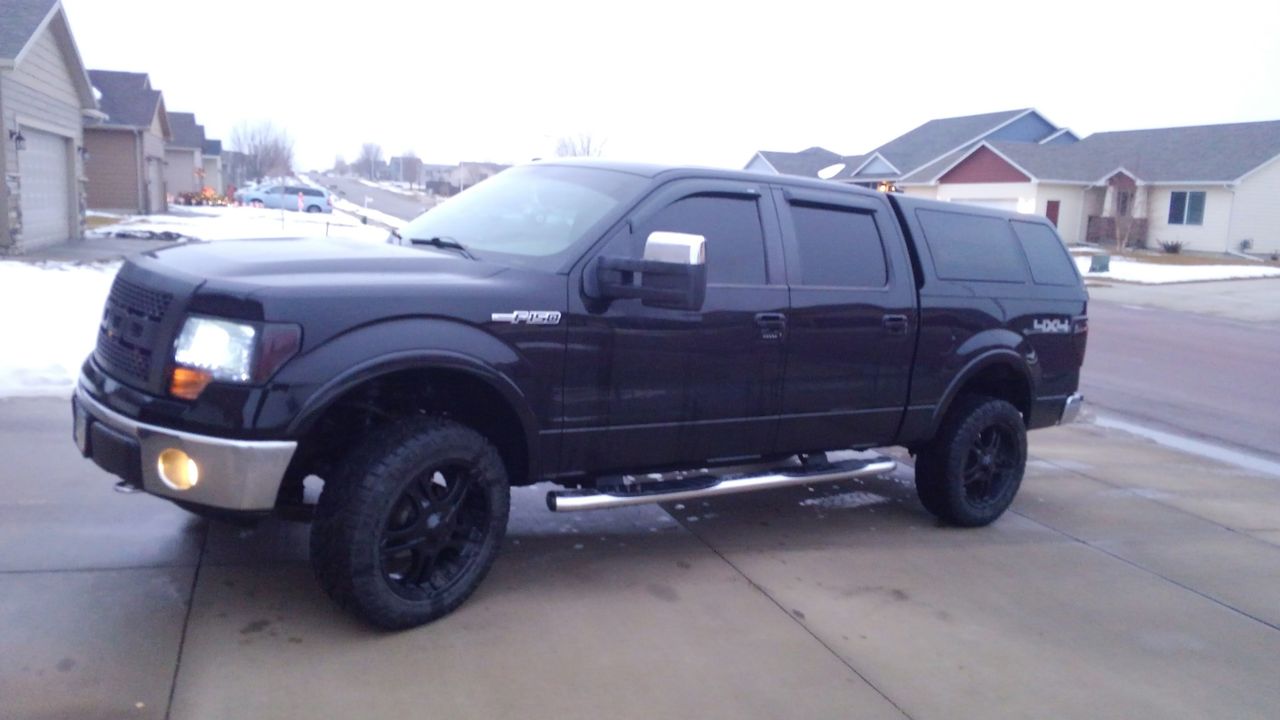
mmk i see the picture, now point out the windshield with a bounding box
[399,165,648,268]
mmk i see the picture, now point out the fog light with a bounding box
[157,449,199,490]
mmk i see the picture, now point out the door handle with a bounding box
[882,314,909,334]
[755,312,787,341]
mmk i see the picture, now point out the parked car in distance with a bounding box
[235,184,331,213]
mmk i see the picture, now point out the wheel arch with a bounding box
[929,350,1034,437]
[285,350,541,487]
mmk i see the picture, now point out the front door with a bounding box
[559,179,787,476]
[772,186,917,452]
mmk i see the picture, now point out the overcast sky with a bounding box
[62,0,1280,171]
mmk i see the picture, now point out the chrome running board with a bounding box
[546,456,897,512]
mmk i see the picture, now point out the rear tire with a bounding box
[306,205,321,213]
[251,199,265,208]
[310,416,509,630]
[914,395,1026,527]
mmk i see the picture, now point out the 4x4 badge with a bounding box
[1029,318,1071,334]
[492,311,562,325]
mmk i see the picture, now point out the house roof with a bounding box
[869,108,1032,177]
[202,139,222,156]
[907,119,1280,185]
[88,69,163,128]
[167,112,205,150]
[755,147,845,177]
[0,0,57,61]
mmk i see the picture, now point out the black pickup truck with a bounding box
[73,161,1086,629]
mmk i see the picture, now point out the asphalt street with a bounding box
[315,174,432,221]
[1081,294,1280,462]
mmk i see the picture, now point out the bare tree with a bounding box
[357,143,384,180]
[229,121,294,181]
[333,155,349,175]
[555,133,605,158]
[399,150,423,188]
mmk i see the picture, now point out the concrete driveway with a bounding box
[3,396,1279,720]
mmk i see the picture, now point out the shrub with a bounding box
[1159,240,1185,254]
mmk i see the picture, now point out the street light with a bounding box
[9,130,26,152]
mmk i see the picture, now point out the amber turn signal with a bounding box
[170,366,214,400]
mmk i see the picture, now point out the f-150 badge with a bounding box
[492,311,562,325]
[1029,318,1071,334]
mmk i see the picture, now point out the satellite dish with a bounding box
[817,163,846,180]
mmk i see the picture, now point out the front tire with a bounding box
[914,395,1027,527]
[310,416,510,630]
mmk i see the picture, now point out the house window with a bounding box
[1168,191,1205,225]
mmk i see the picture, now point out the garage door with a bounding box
[20,127,72,245]
[952,198,1019,212]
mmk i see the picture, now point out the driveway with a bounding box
[3,396,1279,719]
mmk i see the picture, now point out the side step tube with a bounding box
[547,457,897,512]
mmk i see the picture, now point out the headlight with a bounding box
[174,316,257,382]
[169,316,302,401]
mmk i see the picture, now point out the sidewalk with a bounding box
[1088,277,1280,323]
[3,395,1278,720]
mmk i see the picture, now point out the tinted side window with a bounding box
[917,209,1028,283]
[788,204,887,288]
[303,188,325,197]
[647,195,767,285]
[1011,220,1079,286]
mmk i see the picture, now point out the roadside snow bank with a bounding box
[0,261,118,398]
[1074,256,1280,284]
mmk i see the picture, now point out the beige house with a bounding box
[84,69,170,215]
[201,139,223,195]
[749,109,1280,254]
[1,0,100,254]
[898,122,1280,254]
[164,111,204,196]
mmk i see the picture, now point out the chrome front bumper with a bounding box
[1059,392,1084,424]
[73,384,297,511]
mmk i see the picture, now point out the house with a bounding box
[450,161,508,191]
[164,111,204,196]
[201,138,223,195]
[388,155,422,184]
[83,69,170,215]
[749,110,1280,253]
[1,0,100,254]
[746,109,1074,189]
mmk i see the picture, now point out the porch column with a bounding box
[1102,184,1116,217]
[1132,185,1149,219]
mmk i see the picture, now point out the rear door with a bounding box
[772,186,917,452]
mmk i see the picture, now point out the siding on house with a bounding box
[938,146,1031,183]
[1229,156,1280,254]
[1145,186,1234,253]
[1034,183,1087,245]
[84,128,139,210]
[143,109,166,212]
[901,186,938,200]
[2,28,82,176]
[1,23,84,250]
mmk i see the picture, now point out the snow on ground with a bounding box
[1073,255,1280,284]
[1,205,394,398]
[0,261,118,397]
[89,205,388,243]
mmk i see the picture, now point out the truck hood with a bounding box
[135,236,506,288]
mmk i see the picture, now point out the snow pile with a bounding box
[0,261,118,397]
[1074,255,1280,284]
[89,206,388,244]
[329,197,408,231]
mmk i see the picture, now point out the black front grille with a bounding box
[94,276,175,386]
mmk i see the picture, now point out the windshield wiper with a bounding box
[408,235,476,260]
